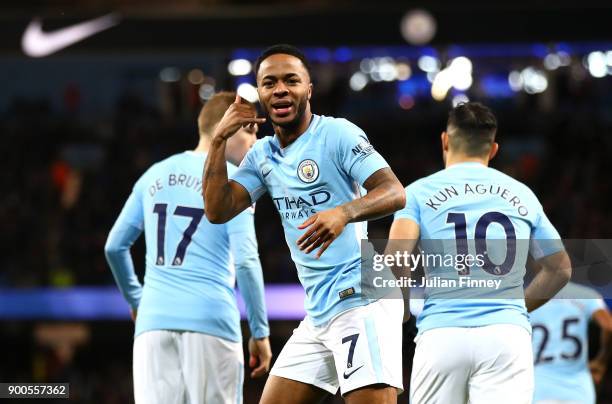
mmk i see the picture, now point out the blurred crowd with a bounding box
[2,66,611,288]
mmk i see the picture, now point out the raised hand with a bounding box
[213,94,266,141]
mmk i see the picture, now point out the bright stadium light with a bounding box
[228,59,252,76]
[452,75,473,91]
[360,58,375,74]
[237,83,259,103]
[418,55,440,73]
[448,56,473,91]
[378,60,398,82]
[396,62,412,80]
[521,67,548,94]
[400,9,437,45]
[586,51,607,78]
[370,70,383,82]
[431,69,453,101]
[557,51,571,66]
[450,56,472,74]
[544,53,561,70]
[349,72,368,91]
[508,70,523,92]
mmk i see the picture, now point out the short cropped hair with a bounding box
[198,91,236,137]
[254,44,311,79]
[447,102,498,157]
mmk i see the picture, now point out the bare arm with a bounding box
[297,167,405,258]
[342,167,406,223]
[524,250,572,312]
[203,137,253,223]
[386,218,420,321]
[202,95,265,224]
[590,308,612,385]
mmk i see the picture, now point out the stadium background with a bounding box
[1,0,611,402]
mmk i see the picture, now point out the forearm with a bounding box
[341,180,404,223]
[596,329,612,363]
[385,229,420,322]
[235,259,270,339]
[525,261,571,312]
[202,137,234,223]
[104,223,143,309]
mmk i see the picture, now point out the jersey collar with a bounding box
[271,114,319,155]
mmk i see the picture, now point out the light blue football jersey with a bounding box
[531,283,606,404]
[105,151,269,342]
[231,114,389,325]
[394,162,563,334]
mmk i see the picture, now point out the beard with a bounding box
[266,95,308,130]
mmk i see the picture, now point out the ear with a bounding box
[488,142,499,161]
[307,83,313,100]
[441,131,449,151]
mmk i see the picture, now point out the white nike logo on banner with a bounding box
[21,13,120,57]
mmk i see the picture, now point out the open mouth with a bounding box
[271,100,293,116]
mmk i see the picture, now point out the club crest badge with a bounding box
[297,159,319,183]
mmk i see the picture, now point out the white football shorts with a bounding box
[410,323,533,404]
[133,330,244,404]
[270,298,404,396]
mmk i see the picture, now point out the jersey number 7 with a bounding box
[153,203,205,267]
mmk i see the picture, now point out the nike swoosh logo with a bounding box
[262,169,272,178]
[22,13,120,57]
[343,364,364,379]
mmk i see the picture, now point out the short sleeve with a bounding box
[230,148,267,203]
[394,185,420,226]
[331,119,389,186]
[529,205,564,259]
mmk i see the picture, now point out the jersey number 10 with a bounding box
[447,211,517,276]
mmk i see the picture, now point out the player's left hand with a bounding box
[297,206,349,258]
[248,337,272,378]
[589,358,607,386]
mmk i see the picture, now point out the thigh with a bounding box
[344,384,397,404]
[410,328,470,404]
[133,330,185,404]
[468,324,534,404]
[268,319,339,396]
[260,375,330,404]
[179,332,243,404]
[327,299,404,397]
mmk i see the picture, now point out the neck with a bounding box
[274,107,313,148]
[445,153,489,168]
[193,135,211,153]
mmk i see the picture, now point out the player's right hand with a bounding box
[248,336,272,378]
[213,95,266,141]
